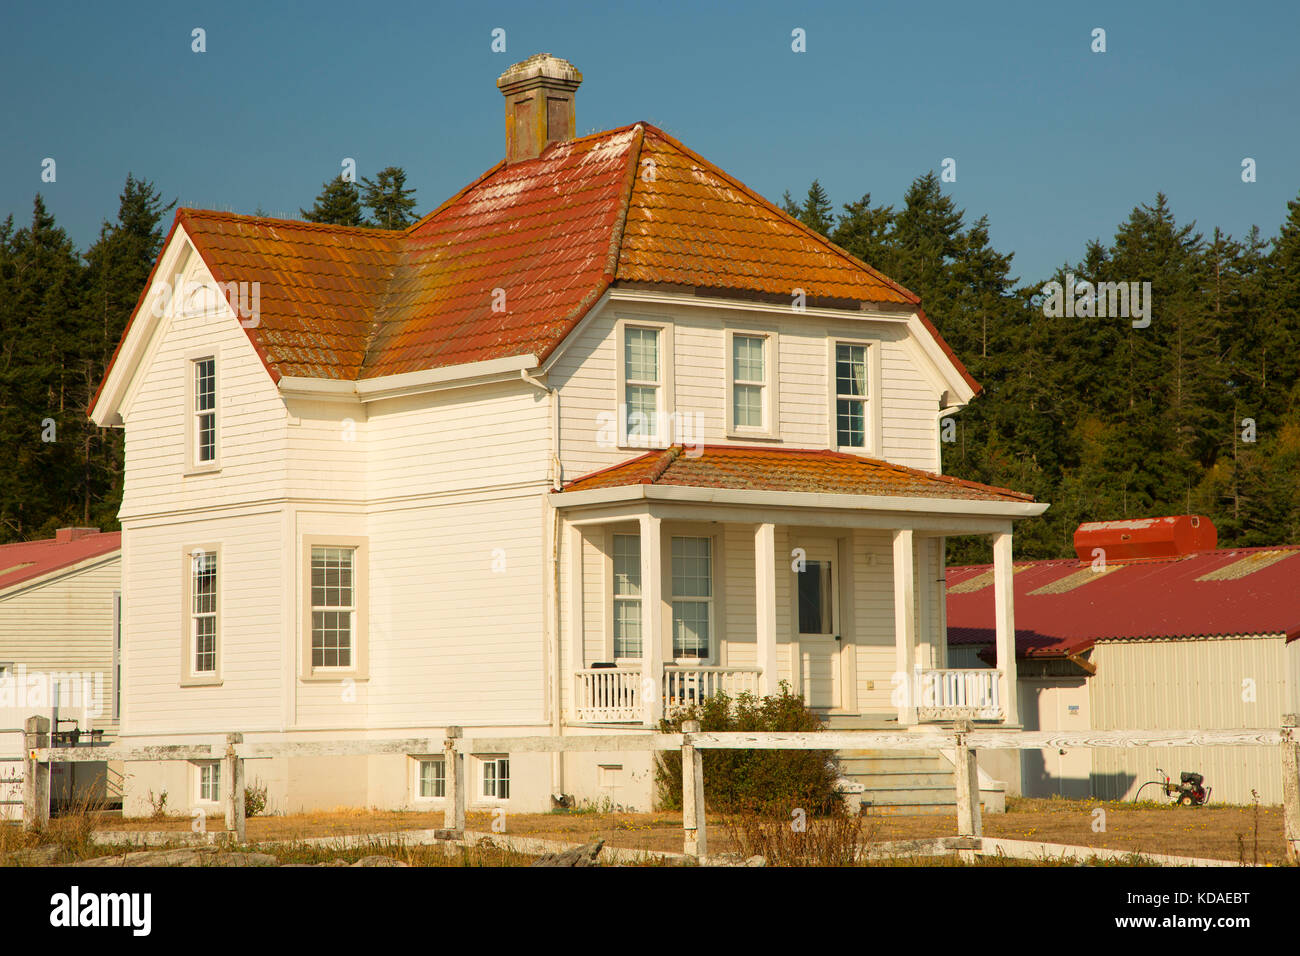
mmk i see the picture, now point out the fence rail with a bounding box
[16,715,1300,865]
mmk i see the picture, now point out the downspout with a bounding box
[520,369,566,799]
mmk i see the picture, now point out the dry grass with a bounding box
[73,795,1293,865]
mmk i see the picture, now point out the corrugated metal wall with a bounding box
[1089,635,1288,805]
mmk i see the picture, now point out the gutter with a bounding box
[519,369,566,800]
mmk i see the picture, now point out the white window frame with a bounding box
[479,755,510,801]
[180,544,221,686]
[196,760,221,805]
[301,536,369,682]
[615,318,675,449]
[725,329,779,439]
[828,338,882,455]
[413,756,446,801]
[670,534,714,663]
[184,351,220,474]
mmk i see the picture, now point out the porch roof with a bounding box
[559,445,1035,502]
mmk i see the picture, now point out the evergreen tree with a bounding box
[300,176,364,226]
[360,166,418,229]
[781,180,834,235]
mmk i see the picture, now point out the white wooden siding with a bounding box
[1089,636,1288,804]
[0,557,120,735]
[550,301,946,483]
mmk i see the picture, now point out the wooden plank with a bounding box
[235,738,447,759]
[690,732,927,751]
[681,720,707,858]
[224,733,245,843]
[444,726,465,833]
[463,735,680,753]
[33,744,219,763]
[967,729,1285,750]
[23,716,50,831]
[1283,715,1299,866]
[952,722,982,839]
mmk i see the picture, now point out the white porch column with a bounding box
[567,523,585,721]
[640,513,664,727]
[755,523,778,697]
[992,531,1020,726]
[892,528,917,725]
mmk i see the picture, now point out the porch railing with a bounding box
[917,668,1003,721]
[574,666,762,724]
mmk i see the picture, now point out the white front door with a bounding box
[793,540,840,709]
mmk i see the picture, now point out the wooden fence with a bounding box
[19,715,1300,864]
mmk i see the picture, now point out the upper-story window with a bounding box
[726,330,778,437]
[617,319,675,447]
[186,355,219,472]
[624,327,659,440]
[834,343,869,449]
[194,357,216,461]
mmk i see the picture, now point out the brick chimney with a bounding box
[497,54,582,164]
[55,527,100,544]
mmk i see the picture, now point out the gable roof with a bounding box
[560,445,1034,502]
[946,544,1300,657]
[0,530,121,595]
[100,124,977,394]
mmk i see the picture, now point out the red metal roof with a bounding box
[0,530,121,594]
[560,445,1034,502]
[947,544,1300,656]
[101,123,976,391]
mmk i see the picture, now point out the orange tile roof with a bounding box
[559,445,1035,502]
[107,123,974,390]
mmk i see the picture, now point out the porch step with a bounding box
[837,748,959,817]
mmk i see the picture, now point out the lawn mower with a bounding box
[1132,768,1211,806]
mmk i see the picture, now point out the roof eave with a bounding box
[550,483,1049,518]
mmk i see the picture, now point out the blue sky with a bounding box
[3,0,1298,284]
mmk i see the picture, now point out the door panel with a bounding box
[793,540,840,709]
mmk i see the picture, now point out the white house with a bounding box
[89,54,1046,816]
[0,527,122,816]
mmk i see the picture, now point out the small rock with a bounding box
[349,855,408,867]
[3,845,68,866]
[531,840,603,867]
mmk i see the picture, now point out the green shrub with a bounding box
[244,779,269,817]
[655,685,841,815]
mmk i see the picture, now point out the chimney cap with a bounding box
[496,53,582,93]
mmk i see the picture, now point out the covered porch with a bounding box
[551,446,1046,730]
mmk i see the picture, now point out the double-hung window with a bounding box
[192,356,217,466]
[418,757,446,799]
[733,335,764,427]
[835,343,869,449]
[198,761,220,803]
[190,550,218,678]
[612,534,642,660]
[624,327,660,443]
[311,547,355,668]
[670,536,712,659]
[482,756,510,800]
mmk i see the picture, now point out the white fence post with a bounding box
[681,719,707,858]
[444,726,466,834]
[224,733,245,842]
[1283,714,1299,866]
[22,716,50,831]
[952,720,982,842]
